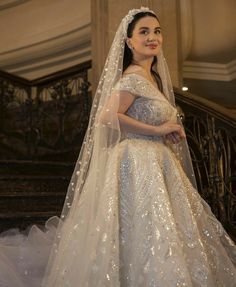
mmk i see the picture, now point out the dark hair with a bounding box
[123,12,163,93]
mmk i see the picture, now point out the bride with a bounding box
[0,7,236,287]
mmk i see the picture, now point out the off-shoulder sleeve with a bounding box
[113,75,138,95]
[113,74,157,99]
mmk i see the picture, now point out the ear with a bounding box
[126,38,132,49]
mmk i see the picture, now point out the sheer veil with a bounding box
[41,7,198,286]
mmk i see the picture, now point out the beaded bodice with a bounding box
[114,73,178,141]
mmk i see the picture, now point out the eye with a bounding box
[155,29,161,34]
[140,30,148,35]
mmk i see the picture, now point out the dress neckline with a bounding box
[122,72,169,102]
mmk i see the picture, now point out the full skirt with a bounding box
[0,138,236,287]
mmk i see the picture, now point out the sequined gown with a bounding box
[115,74,236,286]
[0,73,236,287]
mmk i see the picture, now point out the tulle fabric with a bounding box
[0,6,235,287]
[0,217,58,287]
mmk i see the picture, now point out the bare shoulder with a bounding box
[123,65,146,78]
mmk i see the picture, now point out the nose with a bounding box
[147,37,156,43]
[147,32,158,42]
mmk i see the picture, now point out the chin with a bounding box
[146,49,161,57]
[146,52,159,58]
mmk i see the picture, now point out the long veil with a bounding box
[41,7,198,286]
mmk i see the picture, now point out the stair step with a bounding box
[0,175,70,180]
[0,211,60,219]
[0,176,70,196]
[0,160,74,231]
[0,192,65,197]
[0,199,64,213]
[0,160,74,176]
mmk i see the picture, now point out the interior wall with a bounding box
[189,0,236,62]
[0,0,91,79]
[180,0,236,108]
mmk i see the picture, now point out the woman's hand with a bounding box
[165,132,182,144]
[153,121,186,141]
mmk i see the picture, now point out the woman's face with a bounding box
[127,16,163,59]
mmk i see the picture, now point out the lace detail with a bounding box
[114,73,170,102]
[115,74,178,142]
[118,137,236,286]
[0,73,235,287]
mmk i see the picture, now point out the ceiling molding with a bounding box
[0,24,91,67]
[0,23,90,58]
[0,0,30,10]
[0,23,91,80]
[9,43,91,73]
[183,59,236,81]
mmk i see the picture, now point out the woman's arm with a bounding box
[117,90,186,139]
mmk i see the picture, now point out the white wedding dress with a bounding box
[0,73,235,287]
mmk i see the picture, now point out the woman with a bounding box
[0,7,236,287]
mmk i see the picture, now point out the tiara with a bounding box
[125,6,155,25]
[121,6,156,37]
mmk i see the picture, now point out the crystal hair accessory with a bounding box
[126,6,155,22]
[121,6,156,37]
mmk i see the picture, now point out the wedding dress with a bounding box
[0,73,235,287]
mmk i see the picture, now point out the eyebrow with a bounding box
[139,26,161,30]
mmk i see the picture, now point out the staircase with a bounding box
[175,89,236,241]
[0,62,91,232]
[0,160,73,232]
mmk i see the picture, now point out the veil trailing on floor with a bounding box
[41,7,198,286]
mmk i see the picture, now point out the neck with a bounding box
[132,56,154,74]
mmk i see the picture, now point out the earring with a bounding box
[128,45,134,50]
[127,42,134,50]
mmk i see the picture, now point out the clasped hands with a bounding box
[158,121,186,144]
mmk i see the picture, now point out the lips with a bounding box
[147,44,158,49]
